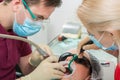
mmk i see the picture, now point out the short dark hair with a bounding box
[4,0,62,7]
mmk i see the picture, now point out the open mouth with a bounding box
[64,67,72,75]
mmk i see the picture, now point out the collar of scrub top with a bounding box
[22,0,37,19]
[58,52,78,74]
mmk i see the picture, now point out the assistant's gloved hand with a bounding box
[21,56,66,80]
[29,44,53,67]
[77,36,98,53]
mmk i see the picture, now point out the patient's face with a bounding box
[61,54,90,80]
[61,62,90,80]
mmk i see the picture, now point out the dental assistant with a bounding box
[77,0,120,80]
[0,0,66,80]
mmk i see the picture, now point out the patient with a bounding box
[59,49,102,80]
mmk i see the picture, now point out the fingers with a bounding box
[51,63,66,72]
[44,56,66,73]
[53,69,65,76]
[51,72,63,80]
[50,66,65,80]
[83,44,99,50]
[78,36,90,47]
[77,37,91,53]
[45,56,59,63]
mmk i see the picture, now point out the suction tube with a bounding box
[0,34,49,58]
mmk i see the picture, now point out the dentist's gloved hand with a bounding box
[21,56,66,80]
[29,44,53,67]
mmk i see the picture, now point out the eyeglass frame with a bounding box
[22,0,49,22]
[22,0,37,20]
[58,52,92,75]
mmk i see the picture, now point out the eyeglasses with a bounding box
[22,0,50,22]
[59,52,92,75]
[58,52,77,74]
[22,0,37,20]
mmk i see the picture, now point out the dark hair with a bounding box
[4,0,62,7]
[74,56,92,75]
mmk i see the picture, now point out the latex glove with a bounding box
[29,44,53,67]
[21,56,66,80]
[77,36,98,53]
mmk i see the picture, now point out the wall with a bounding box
[47,0,83,43]
[28,24,48,45]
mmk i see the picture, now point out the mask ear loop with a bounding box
[98,31,105,41]
[100,32,116,49]
[21,3,30,20]
[110,42,117,49]
[14,13,17,22]
[14,13,23,25]
[14,5,28,25]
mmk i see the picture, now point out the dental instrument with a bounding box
[0,34,49,59]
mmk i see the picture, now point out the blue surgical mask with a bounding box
[89,33,118,50]
[13,0,42,37]
[13,16,42,37]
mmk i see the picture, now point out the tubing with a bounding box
[0,34,49,58]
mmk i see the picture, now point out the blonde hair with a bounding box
[77,0,120,31]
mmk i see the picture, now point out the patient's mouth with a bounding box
[64,67,72,75]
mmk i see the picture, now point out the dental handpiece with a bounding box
[0,34,49,59]
[80,40,93,53]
